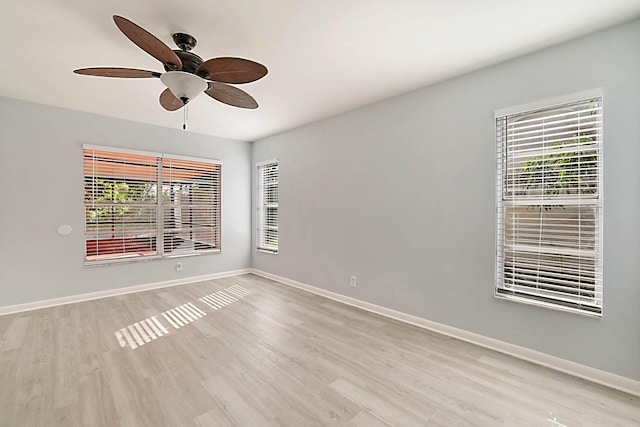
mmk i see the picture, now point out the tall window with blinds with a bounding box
[495,96,603,315]
[84,146,221,264]
[256,161,279,253]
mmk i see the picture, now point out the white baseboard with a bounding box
[251,269,640,397]
[0,269,252,316]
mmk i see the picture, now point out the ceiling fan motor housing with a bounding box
[166,50,203,74]
[163,33,203,73]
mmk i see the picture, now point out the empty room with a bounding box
[1,1,639,425]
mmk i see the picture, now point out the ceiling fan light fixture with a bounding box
[160,71,208,102]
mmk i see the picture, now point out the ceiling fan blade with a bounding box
[113,15,182,70]
[205,82,258,109]
[73,67,161,78]
[159,89,185,111]
[197,58,267,84]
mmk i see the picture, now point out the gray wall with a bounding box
[0,99,251,306]
[252,19,640,380]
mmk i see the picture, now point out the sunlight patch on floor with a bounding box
[114,284,253,350]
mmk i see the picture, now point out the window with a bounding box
[495,94,603,315]
[256,160,279,253]
[83,145,221,264]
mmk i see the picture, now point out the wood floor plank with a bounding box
[195,403,238,427]
[0,273,638,426]
[0,347,20,417]
[346,410,391,427]
[217,336,362,424]
[0,316,30,351]
[191,316,223,338]
[76,369,120,427]
[330,377,432,426]
[202,375,274,426]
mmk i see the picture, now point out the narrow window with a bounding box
[257,161,279,253]
[496,95,603,315]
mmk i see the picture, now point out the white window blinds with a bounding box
[84,148,159,261]
[162,156,221,256]
[496,96,603,315]
[83,146,221,264]
[257,161,279,253]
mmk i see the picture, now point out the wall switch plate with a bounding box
[176,262,183,271]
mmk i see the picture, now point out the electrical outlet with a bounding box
[176,262,183,271]
[350,275,357,287]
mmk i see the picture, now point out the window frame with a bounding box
[83,145,222,266]
[494,89,604,316]
[256,159,279,254]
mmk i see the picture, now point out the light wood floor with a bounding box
[0,274,638,426]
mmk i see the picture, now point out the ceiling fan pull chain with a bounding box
[183,104,188,130]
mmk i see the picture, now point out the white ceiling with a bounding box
[1,1,639,142]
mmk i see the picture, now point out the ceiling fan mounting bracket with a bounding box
[173,32,197,51]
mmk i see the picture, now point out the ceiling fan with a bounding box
[74,15,267,111]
